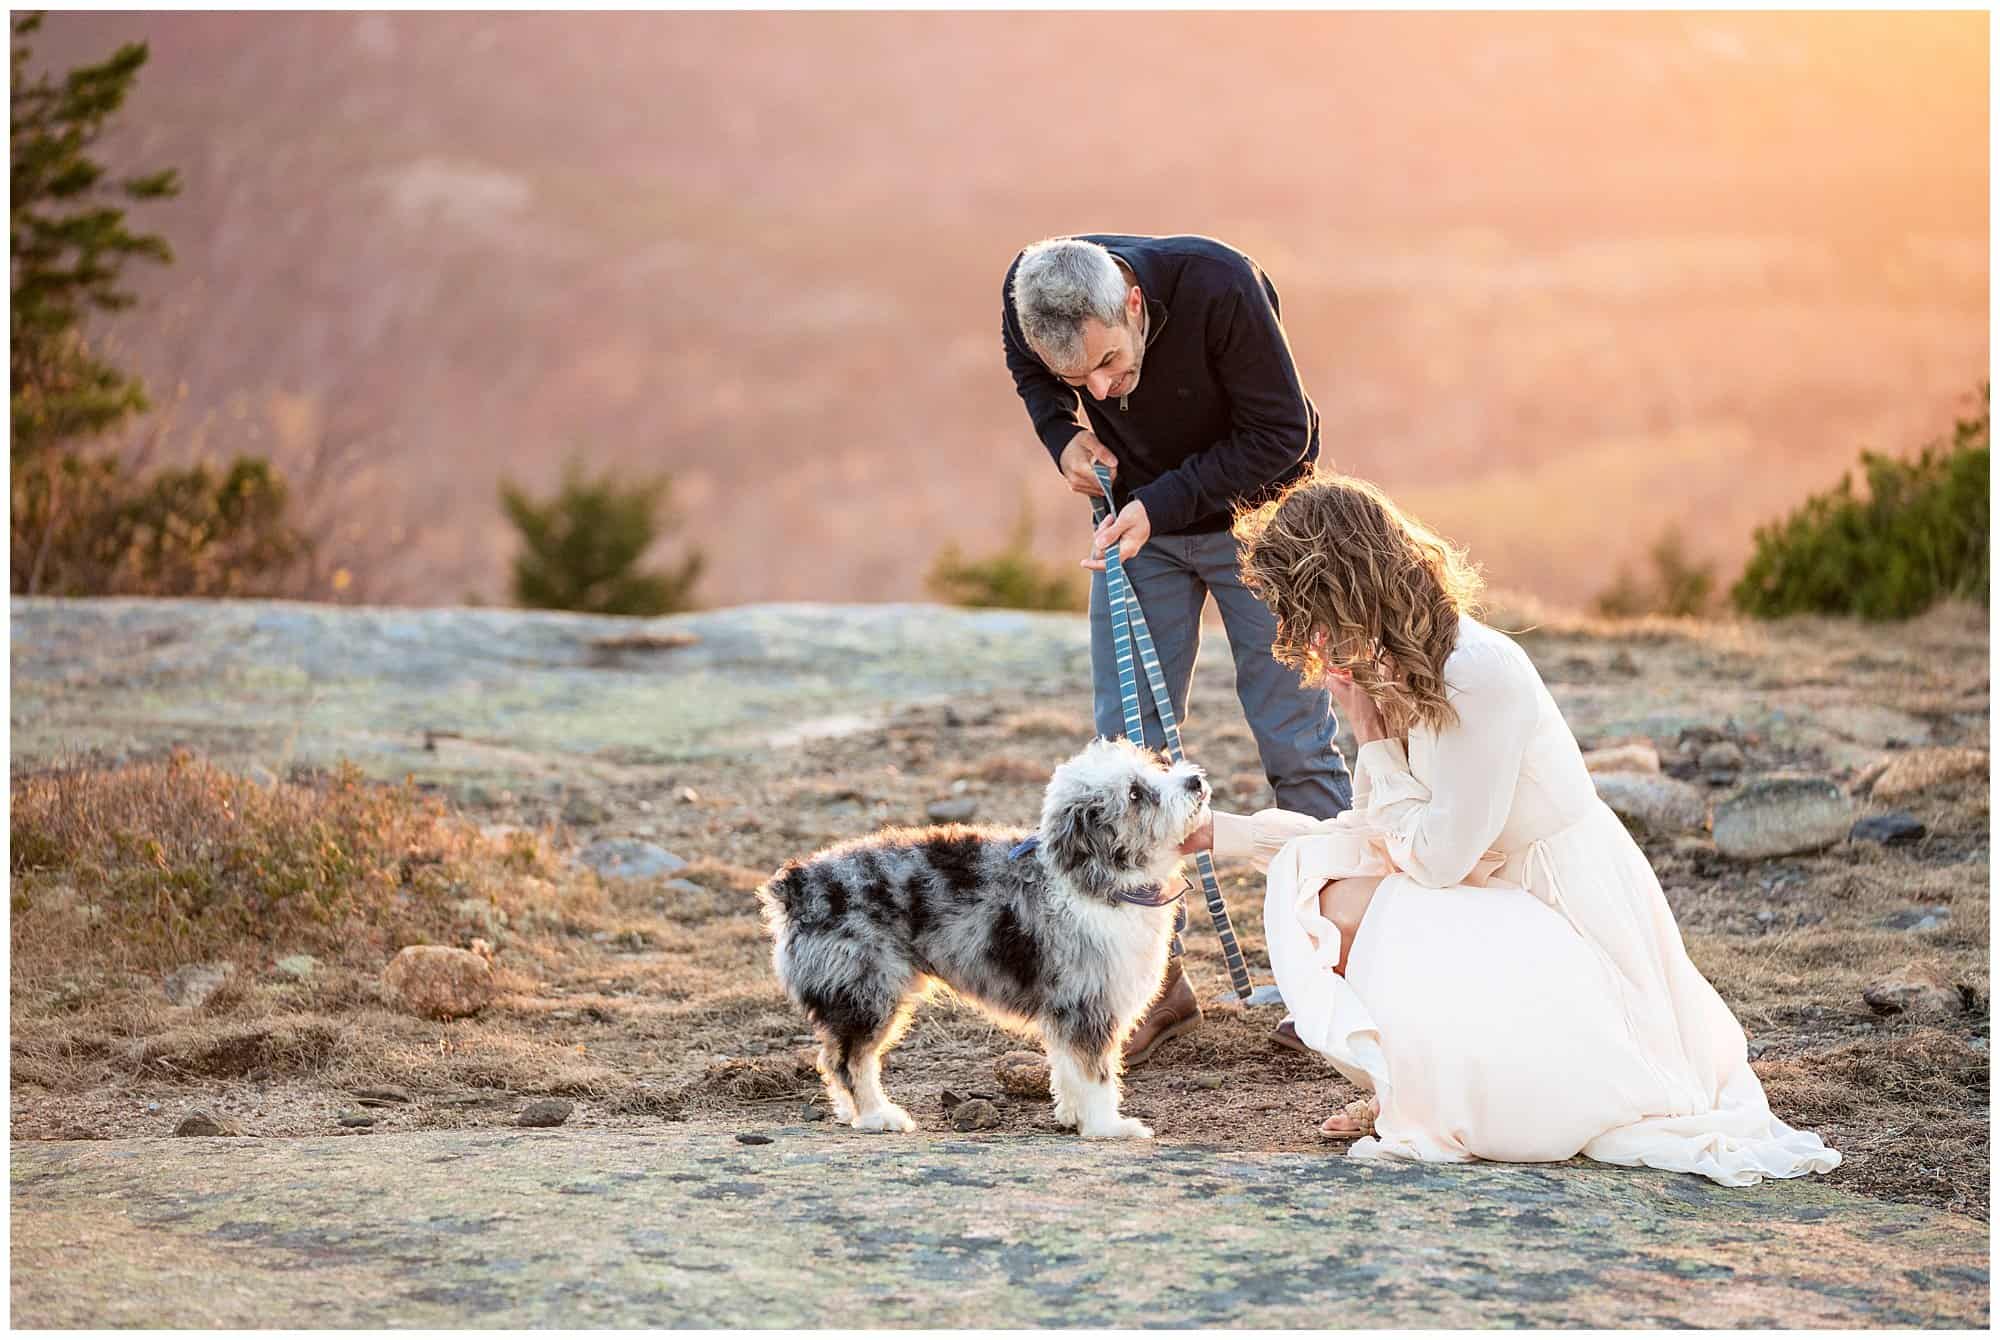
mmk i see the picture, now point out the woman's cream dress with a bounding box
[1212,615,1841,1187]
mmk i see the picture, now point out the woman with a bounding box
[1180,472,1840,1187]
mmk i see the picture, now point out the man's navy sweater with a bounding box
[1001,233,1321,537]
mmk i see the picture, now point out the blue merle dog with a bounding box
[757,737,1210,1139]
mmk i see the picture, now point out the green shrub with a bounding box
[499,458,703,615]
[926,502,1086,611]
[13,450,310,596]
[1732,389,1989,620]
[1593,525,1717,618]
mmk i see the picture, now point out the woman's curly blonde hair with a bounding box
[1233,471,1484,735]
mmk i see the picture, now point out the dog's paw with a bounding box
[1050,1099,1079,1130]
[852,1106,917,1134]
[1081,1115,1154,1141]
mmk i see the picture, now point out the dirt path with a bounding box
[11,1122,1988,1328]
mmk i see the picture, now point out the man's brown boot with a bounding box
[1122,959,1201,1067]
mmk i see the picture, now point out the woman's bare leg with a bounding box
[1319,876,1384,976]
[1317,875,1385,1137]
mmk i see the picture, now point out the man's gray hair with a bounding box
[1011,237,1129,368]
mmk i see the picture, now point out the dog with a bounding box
[756,737,1210,1139]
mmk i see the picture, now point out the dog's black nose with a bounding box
[1183,773,1206,793]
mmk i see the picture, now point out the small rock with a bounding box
[1189,1072,1225,1091]
[927,798,978,824]
[950,1098,1003,1132]
[381,945,496,1020]
[562,794,611,826]
[994,1051,1051,1097]
[516,1098,575,1128]
[163,961,236,1008]
[1592,772,1709,835]
[352,1086,414,1106]
[174,1111,244,1137]
[576,838,687,882]
[678,787,700,805]
[1879,906,1952,932]
[1713,776,1854,861]
[245,764,278,788]
[1872,748,1988,802]
[1746,1041,1768,1062]
[338,1113,378,1128]
[1862,965,1966,1019]
[1582,743,1660,775]
[735,1132,774,1145]
[273,954,318,981]
[1698,741,1747,772]
[1607,649,1640,676]
[1851,812,1927,846]
[800,1102,829,1123]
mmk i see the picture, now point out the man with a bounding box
[1001,233,1353,1063]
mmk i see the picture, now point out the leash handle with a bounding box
[1091,463,1255,1001]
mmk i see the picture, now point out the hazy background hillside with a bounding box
[29,10,1989,609]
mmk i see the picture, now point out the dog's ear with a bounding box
[1043,790,1120,897]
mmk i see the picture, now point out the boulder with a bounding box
[1592,772,1708,835]
[1713,777,1853,860]
[926,798,978,823]
[1582,743,1660,775]
[1872,748,1989,803]
[1861,965,1966,1019]
[576,839,687,882]
[381,945,496,1020]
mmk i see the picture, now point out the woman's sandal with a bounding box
[1317,1096,1379,1142]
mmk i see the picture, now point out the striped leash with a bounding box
[1091,462,1254,1000]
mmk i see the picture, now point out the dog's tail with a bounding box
[755,859,809,990]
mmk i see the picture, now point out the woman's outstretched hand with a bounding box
[1179,813,1215,856]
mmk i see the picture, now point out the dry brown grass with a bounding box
[10,751,603,972]
[1756,1031,1989,1218]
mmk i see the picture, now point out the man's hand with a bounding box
[1083,500,1151,571]
[1059,430,1118,498]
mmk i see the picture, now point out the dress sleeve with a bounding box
[1353,642,1537,889]
[1210,807,1326,870]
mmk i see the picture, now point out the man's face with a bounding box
[1045,285,1146,402]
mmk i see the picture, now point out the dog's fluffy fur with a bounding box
[757,737,1211,1139]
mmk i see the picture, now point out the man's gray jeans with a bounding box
[1090,528,1354,953]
